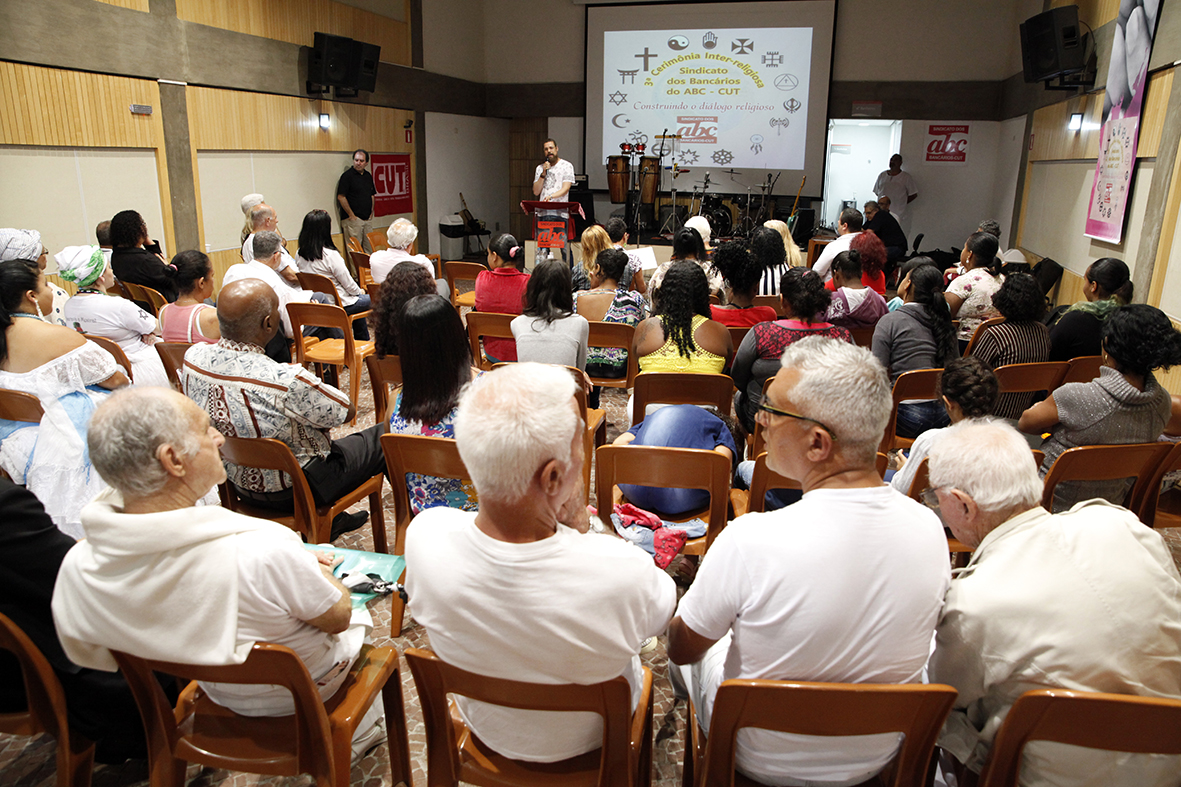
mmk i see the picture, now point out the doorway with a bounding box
[821,120,901,229]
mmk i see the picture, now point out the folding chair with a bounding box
[348,250,374,291]
[296,272,371,337]
[631,372,734,426]
[406,647,652,787]
[113,643,410,787]
[752,295,785,316]
[367,229,388,252]
[962,316,1005,357]
[0,387,45,423]
[1059,355,1103,386]
[727,326,751,351]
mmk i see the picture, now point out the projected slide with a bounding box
[602,28,812,171]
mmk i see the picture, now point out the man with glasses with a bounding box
[667,336,950,786]
[927,419,1181,785]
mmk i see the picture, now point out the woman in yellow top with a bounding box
[633,260,732,374]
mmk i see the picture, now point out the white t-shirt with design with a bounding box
[535,158,576,201]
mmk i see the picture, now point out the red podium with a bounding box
[520,201,586,261]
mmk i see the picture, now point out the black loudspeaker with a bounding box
[790,208,815,246]
[1020,6,1085,83]
[355,42,381,92]
[309,32,357,88]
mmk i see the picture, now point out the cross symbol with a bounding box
[635,47,656,71]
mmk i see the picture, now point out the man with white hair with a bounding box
[241,202,299,286]
[368,218,448,297]
[927,419,1181,786]
[50,387,385,754]
[405,363,676,763]
[668,336,950,786]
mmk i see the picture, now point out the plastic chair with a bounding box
[1041,442,1172,512]
[82,334,133,380]
[752,294,785,316]
[380,433,468,634]
[365,354,402,425]
[154,341,192,392]
[110,278,136,301]
[586,321,639,390]
[726,326,751,352]
[218,435,387,551]
[345,236,363,254]
[405,647,653,787]
[348,250,373,291]
[445,261,486,310]
[879,369,942,453]
[466,311,517,370]
[596,444,731,554]
[0,612,96,787]
[0,387,45,423]
[729,452,799,518]
[424,253,442,278]
[286,302,376,425]
[962,316,1005,357]
[684,679,957,787]
[1059,355,1103,386]
[295,272,372,333]
[632,372,734,425]
[977,689,1181,787]
[366,228,388,251]
[992,361,1069,401]
[112,643,410,787]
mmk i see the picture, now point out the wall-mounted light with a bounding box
[319,112,330,130]
[1068,112,1083,131]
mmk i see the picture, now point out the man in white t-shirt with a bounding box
[51,387,384,752]
[811,207,864,282]
[405,363,676,763]
[533,138,576,265]
[241,203,299,286]
[668,337,950,786]
[873,154,918,220]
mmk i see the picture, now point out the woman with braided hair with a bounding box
[709,241,778,327]
[889,356,999,494]
[633,260,732,374]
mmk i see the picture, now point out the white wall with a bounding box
[483,0,585,83]
[990,116,1027,249]
[424,112,511,254]
[823,122,897,228]
[422,0,486,82]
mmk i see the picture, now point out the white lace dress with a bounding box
[0,342,117,537]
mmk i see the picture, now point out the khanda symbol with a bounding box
[783,99,802,114]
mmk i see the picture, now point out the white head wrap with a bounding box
[0,229,43,262]
[56,246,108,287]
[684,215,712,246]
[240,193,265,215]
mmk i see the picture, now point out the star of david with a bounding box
[609,91,627,106]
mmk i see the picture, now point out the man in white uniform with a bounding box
[668,337,950,786]
[405,363,676,763]
[533,138,576,265]
[51,387,384,754]
[927,419,1181,786]
[811,207,864,282]
[873,154,918,221]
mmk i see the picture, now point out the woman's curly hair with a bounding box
[849,231,886,277]
[373,261,437,356]
[1103,304,1181,378]
[711,240,762,297]
[939,357,999,418]
[655,260,711,358]
[991,272,1045,322]
[779,266,831,322]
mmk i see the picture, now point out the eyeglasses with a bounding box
[919,487,944,509]
[756,400,837,439]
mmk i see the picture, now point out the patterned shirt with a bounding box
[182,339,349,493]
[574,286,646,377]
[535,158,575,201]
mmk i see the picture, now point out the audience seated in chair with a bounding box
[367,218,449,298]
[667,336,951,786]
[824,249,888,331]
[708,241,778,328]
[50,387,386,758]
[157,250,220,344]
[182,279,383,538]
[404,362,675,763]
[240,202,300,286]
[926,419,1181,785]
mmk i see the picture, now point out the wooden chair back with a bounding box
[154,342,192,391]
[424,253,441,278]
[726,325,750,350]
[1060,355,1103,385]
[747,452,799,514]
[366,229,388,252]
[345,236,363,254]
[405,647,652,787]
[746,376,774,459]
[465,311,517,370]
[632,372,734,425]
[366,282,381,303]
[1137,441,1181,528]
[993,361,1069,397]
[296,271,340,305]
[380,433,468,558]
[112,643,409,787]
[879,369,942,453]
[962,316,1005,356]
[0,388,45,423]
[849,326,875,347]
[709,293,722,306]
[690,680,957,787]
[365,354,402,425]
[586,321,639,389]
[110,278,136,301]
[218,435,387,551]
[286,301,376,423]
[0,611,95,787]
[1042,442,1173,512]
[348,250,373,290]
[83,334,133,380]
[444,261,486,309]
[752,294,785,316]
[596,444,731,554]
[978,689,1181,787]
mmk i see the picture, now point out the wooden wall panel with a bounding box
[187,87,414,153]
[95,0,150,11]
[175,0,410,67]
[1050,0,1119,27]
[1138,70,1174,158]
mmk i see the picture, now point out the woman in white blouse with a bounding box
[295,209,370,339]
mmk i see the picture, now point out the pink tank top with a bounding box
[159,302,217,344]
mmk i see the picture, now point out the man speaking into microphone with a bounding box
[533,139,576,265]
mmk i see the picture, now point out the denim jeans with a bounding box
[895,399,949,440]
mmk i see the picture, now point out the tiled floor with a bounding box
[6,352,1181,787]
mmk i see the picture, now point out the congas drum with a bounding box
[607,156,630,204]
[638,157,660,204]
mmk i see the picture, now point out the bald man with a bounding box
[181,280,385,538]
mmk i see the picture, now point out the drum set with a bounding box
[606,139,781,241]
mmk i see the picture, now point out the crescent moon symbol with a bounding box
[612,114,630,128]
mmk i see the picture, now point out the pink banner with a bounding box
[371,153,413,217]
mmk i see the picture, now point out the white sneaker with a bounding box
[351,715,386,763]
[640,636,658,654]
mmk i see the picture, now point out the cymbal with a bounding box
[723,169,741,176]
